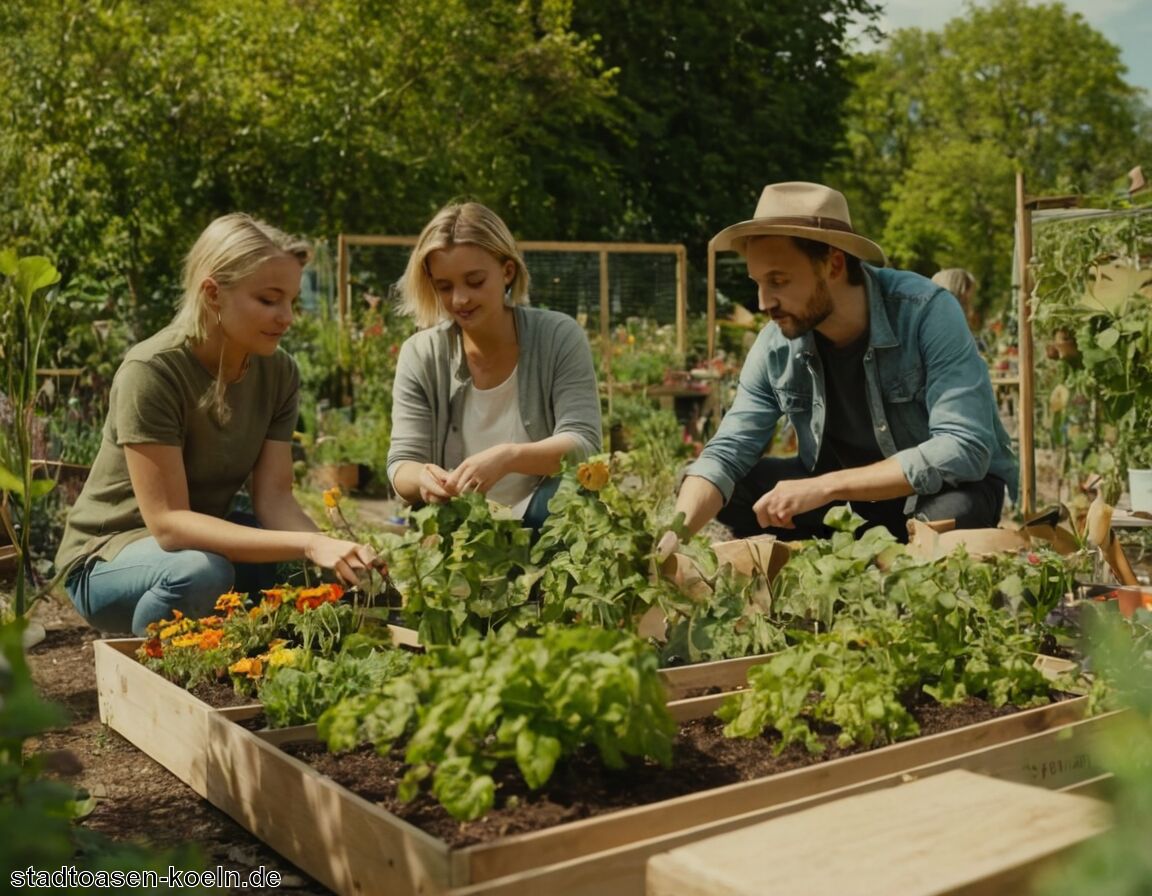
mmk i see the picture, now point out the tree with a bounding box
[568,0,882,250]
[0,0,617,338]
[830,0,1147,313]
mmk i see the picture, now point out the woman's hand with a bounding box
[305,534,379,586]
[417,463,457,504]
[444,445,514,496]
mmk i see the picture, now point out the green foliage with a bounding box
[717,509,1080,753]
[832,0,1146,311]
[0,251,62,617]
[1029,208,1152,495]
[380,494,541,646]
[318,625,676,821]
[0,0,617,339]
[258,646,412,729]
[1,620,208,889]
[569,0,881,248]
[1033,609,1152,895]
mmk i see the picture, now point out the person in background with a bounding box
[931,267,981,334]
[387,201,601,528]
[656,182,1017,555]
[55,213,379,637]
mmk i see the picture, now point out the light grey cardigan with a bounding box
[386,305,602,488]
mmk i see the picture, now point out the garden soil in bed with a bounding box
[284,697,1024,849]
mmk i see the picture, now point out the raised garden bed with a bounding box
[94,638,1122,895]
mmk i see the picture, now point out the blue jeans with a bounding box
[65,513,279,636]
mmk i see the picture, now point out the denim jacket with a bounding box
[687,264,1019,502]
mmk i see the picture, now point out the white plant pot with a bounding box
[1129,468,1152,513]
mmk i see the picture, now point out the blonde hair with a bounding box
[171,213,312,422]
[931,268,977,303]
[398,202,529,329]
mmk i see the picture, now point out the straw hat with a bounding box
[712,182,887,266]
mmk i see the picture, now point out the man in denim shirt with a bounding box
[659,182,1017,551]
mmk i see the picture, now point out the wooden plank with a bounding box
[455,697,1096,884]
[449,715,1121,896]
[206,712,454,895]
[645,770,1110,896]
[93,638,219,796]
[658,655,769,701]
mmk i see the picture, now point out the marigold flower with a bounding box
[577,460,610,491]
[228,657,264,679]
[160,621,185,640]
[265,646,300,668]
[198,615,224,628]
[142,638,164,659]
[323,486,342,508]
[198,629,225,650]
[214,591,246,617]
[260,588,286,609]
[171,632,202,650]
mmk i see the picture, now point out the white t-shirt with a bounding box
[461,366,539,518]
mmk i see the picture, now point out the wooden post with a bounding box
[675,245,687,357]
[599,249,613,424]
[336,233,349,329]
[706,239,717,360]
[1015,172,1036,515]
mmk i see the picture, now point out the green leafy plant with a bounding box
[379,494,541,646]
[258,644,412,729]
[0,252,61,618]
[319,625,676,821]
[1030,208,1152,498]
[1034,608,1152,895]
[717,509,1081,753]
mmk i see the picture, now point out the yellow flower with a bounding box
[171,632,202,650]
[323,486,342,508]
[577,460,610,491]
[214,591,246,616]
[265,647,301,669]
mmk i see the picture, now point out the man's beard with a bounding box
[774,274,833,339]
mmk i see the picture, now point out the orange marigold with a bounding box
[322,486,342,508]
[577,460,610,491]
[198,629,225,650]
[142,637,164,659]
[294,582,345,612]
[260,588,286,609]
[228,657,264,679]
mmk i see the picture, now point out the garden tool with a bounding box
[1084,493,1140,587]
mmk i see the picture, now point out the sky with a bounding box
[854,0,1152,96]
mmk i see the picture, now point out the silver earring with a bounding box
[503,283,514,307]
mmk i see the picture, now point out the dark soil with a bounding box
[284,697,1018,849]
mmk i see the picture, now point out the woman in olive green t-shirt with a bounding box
[55,214,379,636]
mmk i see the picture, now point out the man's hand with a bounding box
[753,478,831,529]
[655,530,680,562]
[654,511,689,562]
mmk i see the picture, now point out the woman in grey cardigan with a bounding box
[387,201,602,527]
